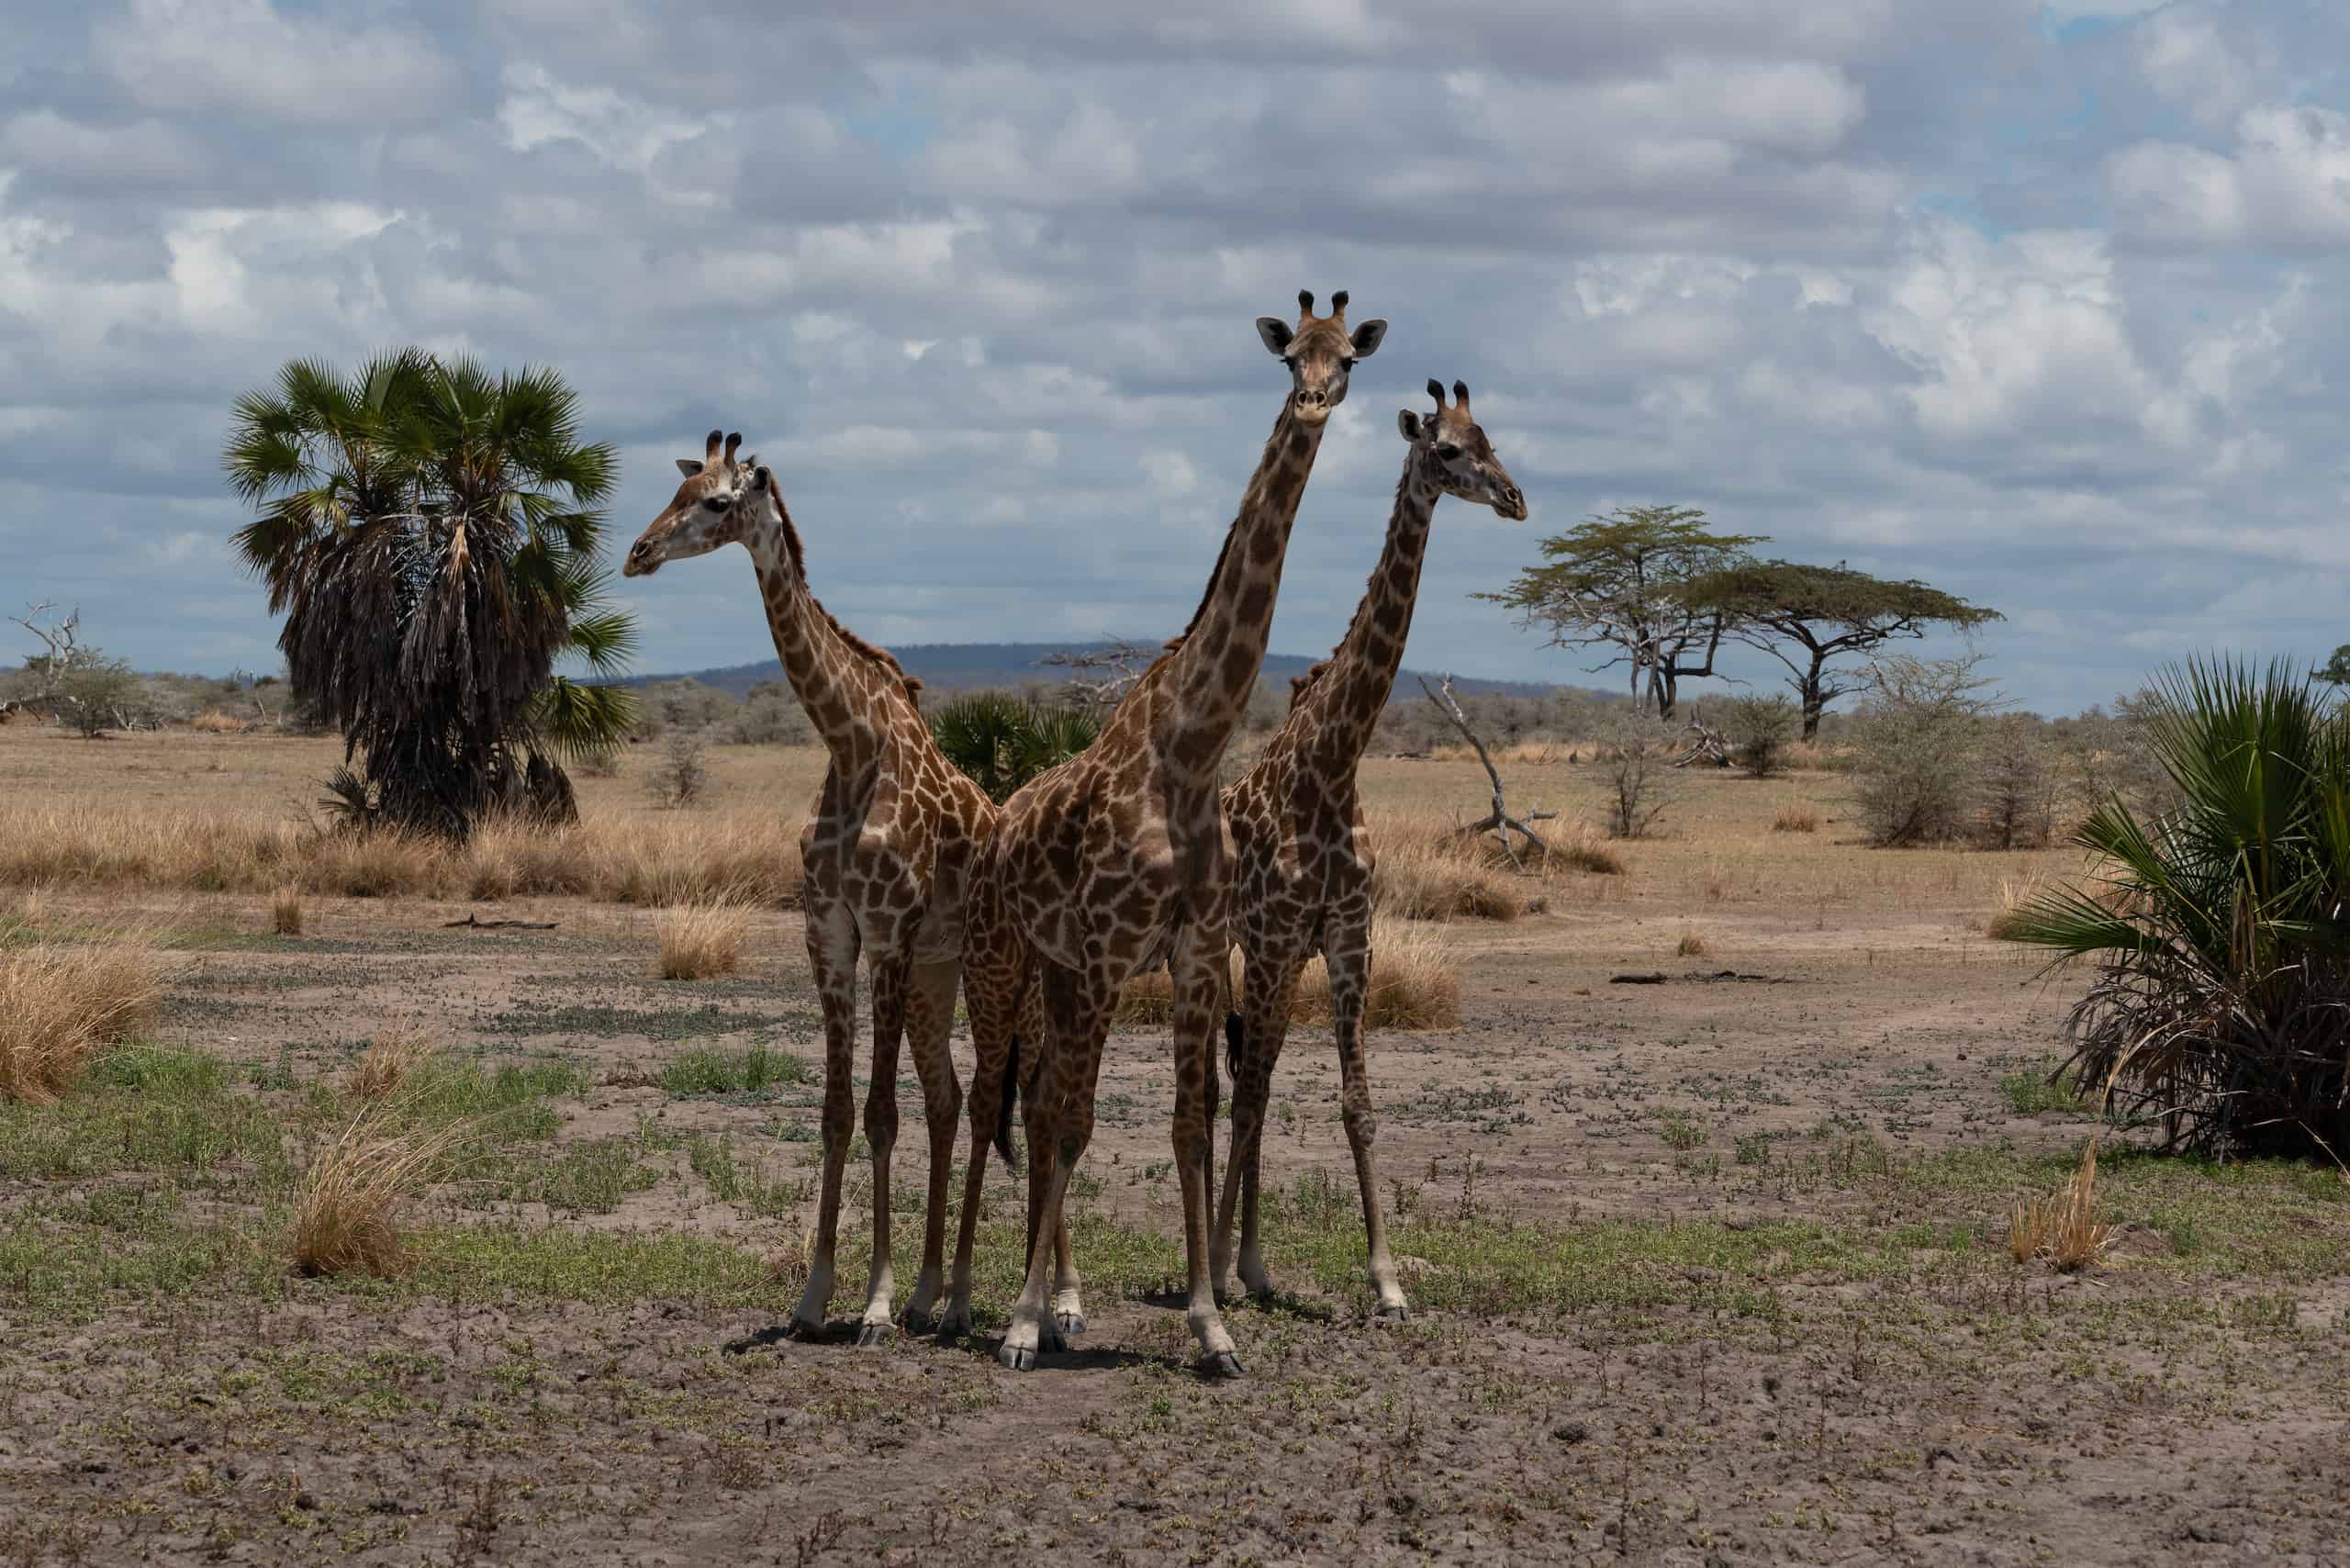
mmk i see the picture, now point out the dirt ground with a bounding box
[4,730,2349,1565]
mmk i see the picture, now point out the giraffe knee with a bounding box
[1342,1105,1379,1148]
[863,1096,898,1151]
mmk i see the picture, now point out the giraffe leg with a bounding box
[1050,1205,1085,1339]
[1172,923,1245,1377]
[794,907,860,1338]
[999,960,1107,1371]
[1213,948,1304,1302]
[943,941,1026,1340]
[854,950,912,1346]
[900,957,963,1334]
[1327,914,1408,1321]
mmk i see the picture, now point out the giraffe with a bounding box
[622,431,993,1344]
[1210,378,1527,1318]
[942,290,1387,1376]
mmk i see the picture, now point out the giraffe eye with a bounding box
[1437,444,1461,461]
[701,495,731,512]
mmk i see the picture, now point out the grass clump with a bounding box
[289,1108,471,1279]
[1771,800,1820,834]
[655,899,751,980]
[270,887,304,935]
[660,1043,813,1098]
[343,1029,438,1102]
[0,932,163,1103]
[1998,1057,2087,1116]
[1675,929,1708,958]
[2007,1141,2113,1271]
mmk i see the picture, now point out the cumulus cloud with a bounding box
[1,0,2345,715]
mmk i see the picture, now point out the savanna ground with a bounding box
[3,727,2347,1566]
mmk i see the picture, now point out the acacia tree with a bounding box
[1679,560,2000,739]
[1480,506,1763,718]
[226,352,637,837]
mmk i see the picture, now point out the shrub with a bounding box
[2007,659,2350,1157]
[732,681,811,745]
[648,731,711,809]
[655,900,751,980]
[1593,710,1683,839]
[1847,655,1998,846]
[1721,694,1798,778]
[0,934,163,1103]
[931,693,1100,803]
[1976,713,2067,849]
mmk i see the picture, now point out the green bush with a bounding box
[931,694,1100,803]
[2007,660,2350,1157]
[1720,694,1798,778]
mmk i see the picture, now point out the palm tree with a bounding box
[2006,659,2350,1158]
[930,693,1101,803]
[225,352,637,836]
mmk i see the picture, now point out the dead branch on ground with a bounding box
[1417,674,1557,867]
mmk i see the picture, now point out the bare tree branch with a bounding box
[1040,637,1155,710]
[1417,673,1557,867]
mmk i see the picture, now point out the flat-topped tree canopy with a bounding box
[1679,559,2001,739]
[1479,505,1765,720]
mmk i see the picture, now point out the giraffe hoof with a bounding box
[1373,1303,1412,1325]
[996,1342,1038,1372]
[1197,1350,1247,1380]
[856,1320,896,1348]
[789,1316,829,1341]
[934,1314,972,1344]
[1054,1309,1088,1339]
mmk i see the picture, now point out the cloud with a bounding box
[1,0,2346,719]
[95,0,459,126]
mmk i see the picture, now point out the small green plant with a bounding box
[1733,1130,1774,1167]
[659,1043,812,1098]
[1998,1058,2086,1116]
[1658,1111,1708,1151]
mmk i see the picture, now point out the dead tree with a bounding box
[1670,704,1731,768]
[8,601,82,713]
[1040,637,1155,710]
[1418,674,1558,866]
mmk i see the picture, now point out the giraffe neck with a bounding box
[742,510,896,778]
[1300,451,1444,770]
[1163,399,1326,772]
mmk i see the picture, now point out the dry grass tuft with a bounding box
[655,899,752,980]
[1547,819,1626,876]
[1114,917,1460,1032]
[190,711,244,735]
[2007,1140,2113,1271]
[1984,872,2042,941]
[1296,918,1462,1031]
[288,1108,469,1279]
[343,1029,438,1102]
[1772,801,1821,834]
[1675,929,1708,958]
[271,886,304,935]
[0,933,164,1103]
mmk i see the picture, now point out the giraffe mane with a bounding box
[767,487,923,704]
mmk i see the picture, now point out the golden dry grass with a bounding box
[2007,1140,2113,1271]
[1675,929,1708,958]
[655,900,752,980]
[288,1108,470,1279]
[189,711,244,735]
[1772,801,1821,834]
[1116,917,1460,1032]
[271,886,304,935]
[342,1029,438,1102]
[0,931,163,1103]
[0,803,805,908]
[1984,872,2042,941]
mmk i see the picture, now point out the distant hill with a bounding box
[621,642,1581,704]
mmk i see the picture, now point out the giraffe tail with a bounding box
[992,1033,1022,1170]
[1224,1009,1245,1085]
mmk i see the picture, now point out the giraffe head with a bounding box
[1397,380,1527,521]
[622,429,766,577]
[1255,289,1386,425]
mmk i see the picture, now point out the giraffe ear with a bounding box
[748,466,771,491]
[1396,409,1424,441]
[1256,317,1293,357]
[1348,319,1388,357]
[675,459,705,478]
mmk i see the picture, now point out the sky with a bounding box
[2,0,2345,717]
